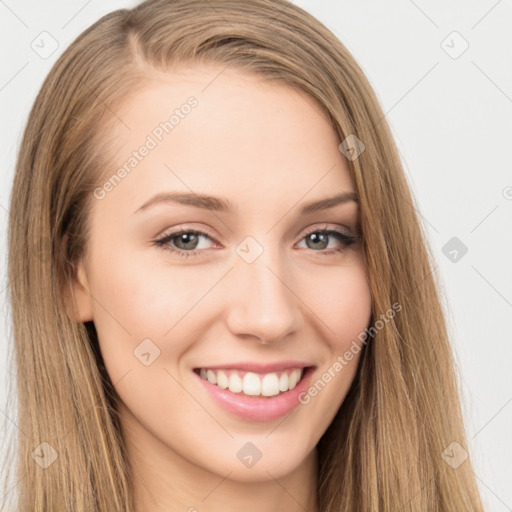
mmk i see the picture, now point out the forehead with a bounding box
[95,64,355,215]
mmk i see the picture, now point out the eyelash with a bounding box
[153,225,358,260]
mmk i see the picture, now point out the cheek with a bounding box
[89,243,208,332]
[87,244,229,379]
[294,260,372,417]
[309,259,372,348]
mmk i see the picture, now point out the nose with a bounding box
[224,245,302,345]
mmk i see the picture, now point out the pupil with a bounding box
[308,232,328,250]
[178,233,198,250]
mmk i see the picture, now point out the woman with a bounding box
[5,0,485,510]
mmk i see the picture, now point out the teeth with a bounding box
[217,370,229,389]
[243,372,261,395]
[198,367,304,396]
[288,370,299,389]
[228,373,243,393]
[288,370,301,390]
[261,373,280,397]
[206,369,217,385]
[278,373,289,392]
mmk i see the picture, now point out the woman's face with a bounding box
[71,64,372,483]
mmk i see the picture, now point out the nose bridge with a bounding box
[224,236,301,342]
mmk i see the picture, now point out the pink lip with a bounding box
[193,366,315,422]
[194,360,312,373]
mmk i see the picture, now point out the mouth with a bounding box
[192,364,316,421]
[193,365,314,398]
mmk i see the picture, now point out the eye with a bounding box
[153,224,358,259]
[296,225,357,256]
[153,228,215,259]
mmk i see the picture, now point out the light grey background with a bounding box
[1,1,511,510]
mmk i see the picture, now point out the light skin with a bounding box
[68,64,372,512]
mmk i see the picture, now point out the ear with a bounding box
[63,237,94,323]
[67,261,94,323]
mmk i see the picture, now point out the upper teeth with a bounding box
[199,368,304,397]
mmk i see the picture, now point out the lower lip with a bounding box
[193,367,315,422]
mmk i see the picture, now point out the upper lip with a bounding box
[194,361,315,373]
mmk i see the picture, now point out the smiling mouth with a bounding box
[193,366,312,398]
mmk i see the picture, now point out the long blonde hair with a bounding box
[5,0,484,510]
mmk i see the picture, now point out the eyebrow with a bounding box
[133,190,358,215]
